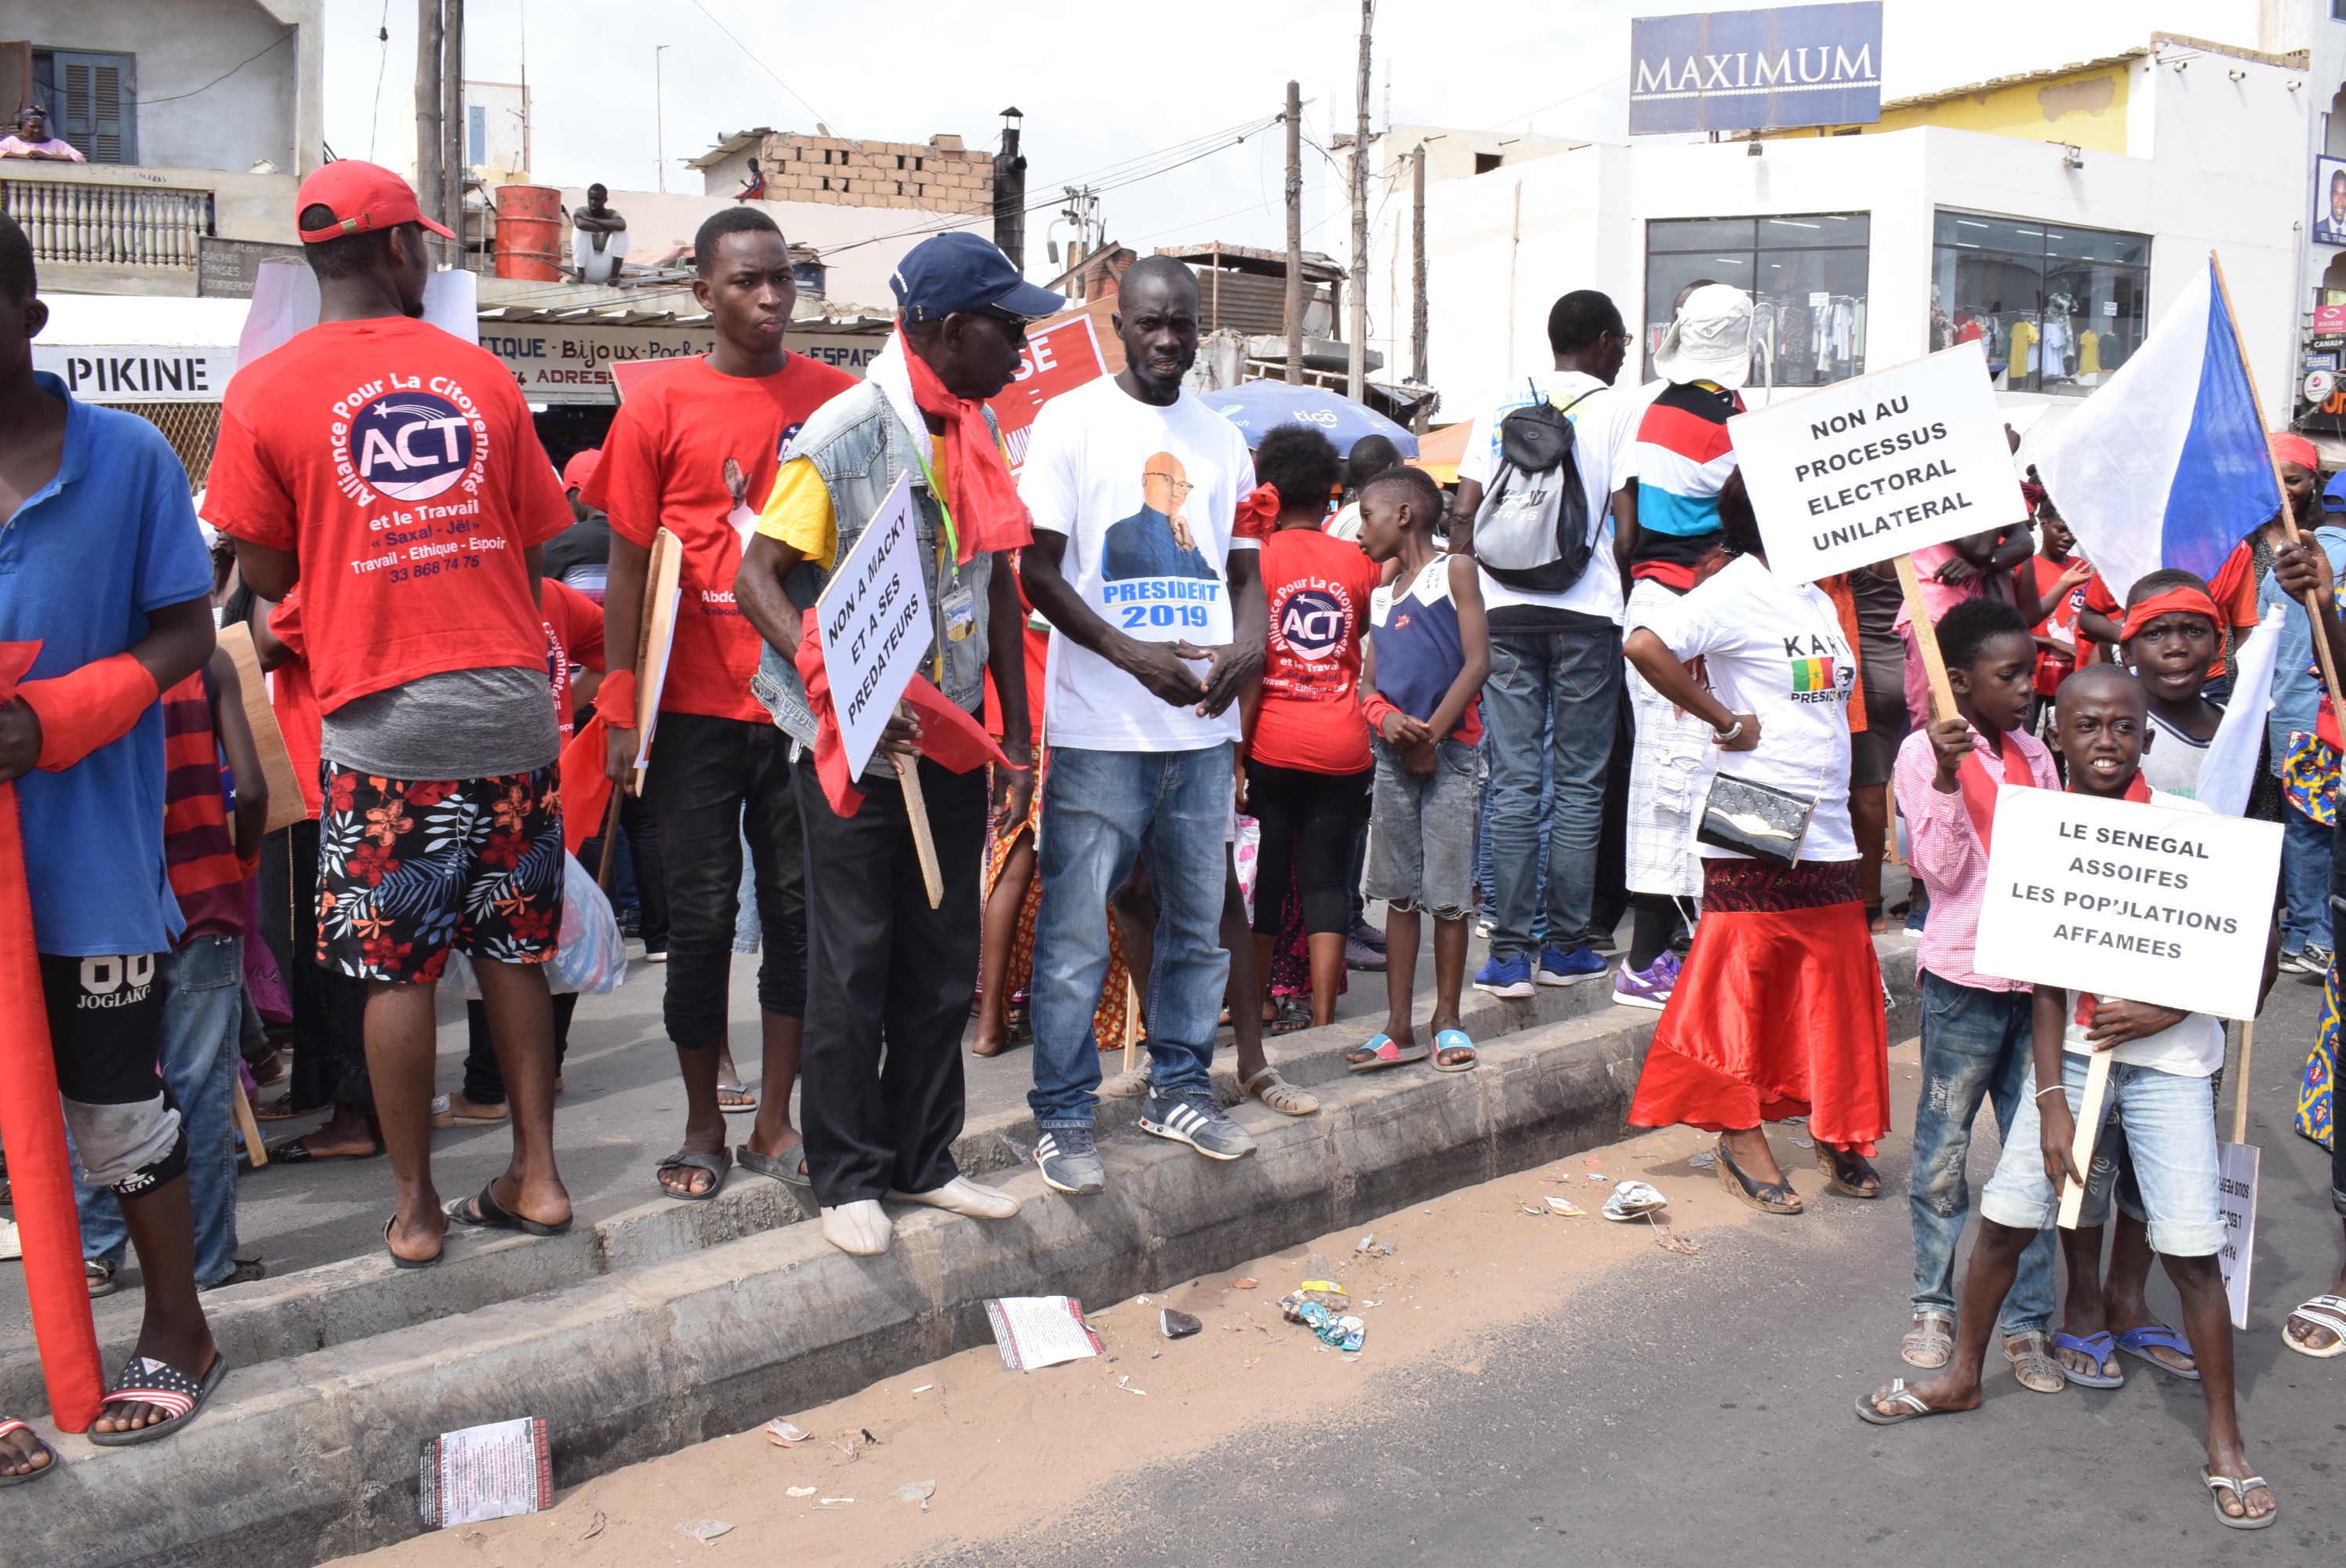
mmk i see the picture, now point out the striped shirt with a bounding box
[1890,724,2059,992]
[160,670,247,942]
[1629,380,1740,589]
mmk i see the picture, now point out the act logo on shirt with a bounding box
[349,390,477,501]
[1277,586,1350,662]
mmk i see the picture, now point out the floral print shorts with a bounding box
[316,764,563,983]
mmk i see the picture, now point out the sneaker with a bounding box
[1345,935,1386,971]
[643,949,668,964]
[2279,948,2312,975]
[1138,1090,1257,1160]
[86,1258,117,1298]
[1474,951,1534,997]
[2301,943,2334,977]
[1611,950,1680,1011]
[1349,920,1387,949]
[1034,1128,1106,1195]
[1536,942,1607,986]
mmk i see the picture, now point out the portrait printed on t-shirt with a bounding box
[1097,449,1225,643]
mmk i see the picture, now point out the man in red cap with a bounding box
[207,161,576,1267]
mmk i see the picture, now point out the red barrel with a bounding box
[494,184,564,281]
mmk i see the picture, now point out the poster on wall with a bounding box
[2317,156,2346,249]
[1629,2,1883,135]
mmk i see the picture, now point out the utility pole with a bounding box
[415,0,443,262]
[442,0,464,257]
[993,107,1028,271]
[1284,80,1303,386]
[1411,143,1427,390]
[1347,2,1371,402]
[654,45,669,192]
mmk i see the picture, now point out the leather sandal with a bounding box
[1713,1134,1802,1214]
[1814,1142,1883,1198]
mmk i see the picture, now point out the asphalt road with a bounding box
[904,969,2344,1568]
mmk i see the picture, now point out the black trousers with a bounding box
[1247,760,1372,936]
[797,754,986,1207]
[270,819,372,1116]
[641,712,808,1045]
[577,789,669,952]
[460,993,579,1105]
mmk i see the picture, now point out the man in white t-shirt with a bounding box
[1449,290,1639,997]
[1019,257,1269,1195]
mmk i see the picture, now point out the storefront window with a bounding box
[1643,213,1870,389]
[1930,211,2148,397]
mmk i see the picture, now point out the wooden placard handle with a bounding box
[2056,1046,2114,1229]
[2231,1018,2255,1146]
[891,747,944,909]
[1891,554,1958,725]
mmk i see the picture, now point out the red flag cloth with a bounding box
[902,343,1033,563]
[559,713,614,855]
[1232,482,1280,541]
[0,641,106,1432]
[792,608,1017,818]
[1956,727,2040,855]
[17,651,159,771]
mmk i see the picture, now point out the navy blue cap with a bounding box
[889,231,1065,323]
[2326,468,2346,513]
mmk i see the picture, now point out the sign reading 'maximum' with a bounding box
[1629,3,1883,135]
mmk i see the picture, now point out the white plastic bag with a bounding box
[436,853,627,999]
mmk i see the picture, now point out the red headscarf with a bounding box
[2118,586,2222,643]
[901,346,1032,564]
[2270,431,2320,474]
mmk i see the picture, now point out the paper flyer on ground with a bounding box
[984,1295,1105,1371]
[417,1415,552,1529]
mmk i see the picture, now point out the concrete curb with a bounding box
[20,948,1920,1568]
[0,940,1668,1415]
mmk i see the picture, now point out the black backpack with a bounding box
[1471,381,1600,593]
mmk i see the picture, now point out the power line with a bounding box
[686,0,837,135]
[1479,72,1628,132]
[143,31,292,105]
[367,2,390,163]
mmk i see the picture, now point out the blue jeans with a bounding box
[1909,971,2056,1333]
[1481,623,1620,958]
[1029,744,1233,1128]
[2282,797,2333,956]
[75,935,243,1288]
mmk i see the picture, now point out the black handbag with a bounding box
[1695,772,1816,866]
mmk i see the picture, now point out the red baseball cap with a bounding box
[295,159,456,244]
[561,448,602,492]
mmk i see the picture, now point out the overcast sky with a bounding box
[321,0,2275,267]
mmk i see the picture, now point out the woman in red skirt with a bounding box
[1621,472,1890,1214]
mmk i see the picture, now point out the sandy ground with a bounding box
[339,1059,1872,1568]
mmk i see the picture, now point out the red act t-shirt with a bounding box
[539,578,607,739]
[265,590,323,819]
[205,318,571,713]
[1251,527,1381,775]
[584,354,855,722]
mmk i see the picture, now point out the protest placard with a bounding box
[1730,339,2026,585]
[816,471,935,780]
[627,528,683,793]
[1974,788,2280,1020]
[988,310,1107,479]
[2217,1018,2261,1330]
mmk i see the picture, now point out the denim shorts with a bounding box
[1363,735,1484,920]
[1981,1051,2225,1256]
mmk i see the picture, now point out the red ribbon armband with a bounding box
[16,653,160,772]
[597,667,639,730]
[1360,692,1404,734]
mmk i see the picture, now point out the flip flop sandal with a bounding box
[85,1352,227,1446]
[383,1216,442,1270]
[1853,1378,1954,1426]
[1346,1034,1428,1073]
[2281,1294,2346,1358]
[717,1085,758,1112]
[2053,1330,2124,1388]
[2003,1330,2067,1394]
[737,1143,812,1189]
[655,1149,732,1203]
[445,1183,575,1237]
[1266,998,1313,1036]
[263,1135,382,1163]
[2204,1470,2278,1530]
[1713,1134,1802,1214]
[1431,1029,1477,1072]
[1242,1067,1319,1116]
[1814,1143,1883,1198]
[2115,1323,2199,1380]
[429,1094,508,1128]
[251,1094,303,1121]
[1901,1312,1955,1369]
[0,1418,56,1486]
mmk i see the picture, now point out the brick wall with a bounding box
[754,132,994,216]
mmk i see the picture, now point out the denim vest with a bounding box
[750,381,995,754]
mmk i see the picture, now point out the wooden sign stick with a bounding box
[1890,554,1959,724]
[231,1074,267,1170]
[1122,973,1141,1076]
[2212,251,2346,718]
[889,702,943,909]
[594,789,624,890]
[2232,1018,2256,1146]
[2057,1046,2114,1229]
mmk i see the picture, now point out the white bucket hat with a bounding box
[1654,282,1754,390]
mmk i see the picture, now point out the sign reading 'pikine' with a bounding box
[1629,3,1883,135]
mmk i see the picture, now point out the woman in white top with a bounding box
[1619,470,1892,1215]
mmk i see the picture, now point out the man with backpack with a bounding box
[1449,290,1639,996]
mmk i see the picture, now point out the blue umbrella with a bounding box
[1205,381,1419,459]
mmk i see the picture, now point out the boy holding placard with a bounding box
[1860,663,2281,1530]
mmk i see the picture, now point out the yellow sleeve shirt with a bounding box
[754,437,953,572]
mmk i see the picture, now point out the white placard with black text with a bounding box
[1973,788,2280,1020]
[1728,339,2027,585]
[815,470,933,780]
[2218,1137,2258,1330]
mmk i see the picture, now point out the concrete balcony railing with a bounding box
[1,172,216,269]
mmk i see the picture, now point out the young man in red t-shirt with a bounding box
[209,162,575,1266]
[590,207,855,1200]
